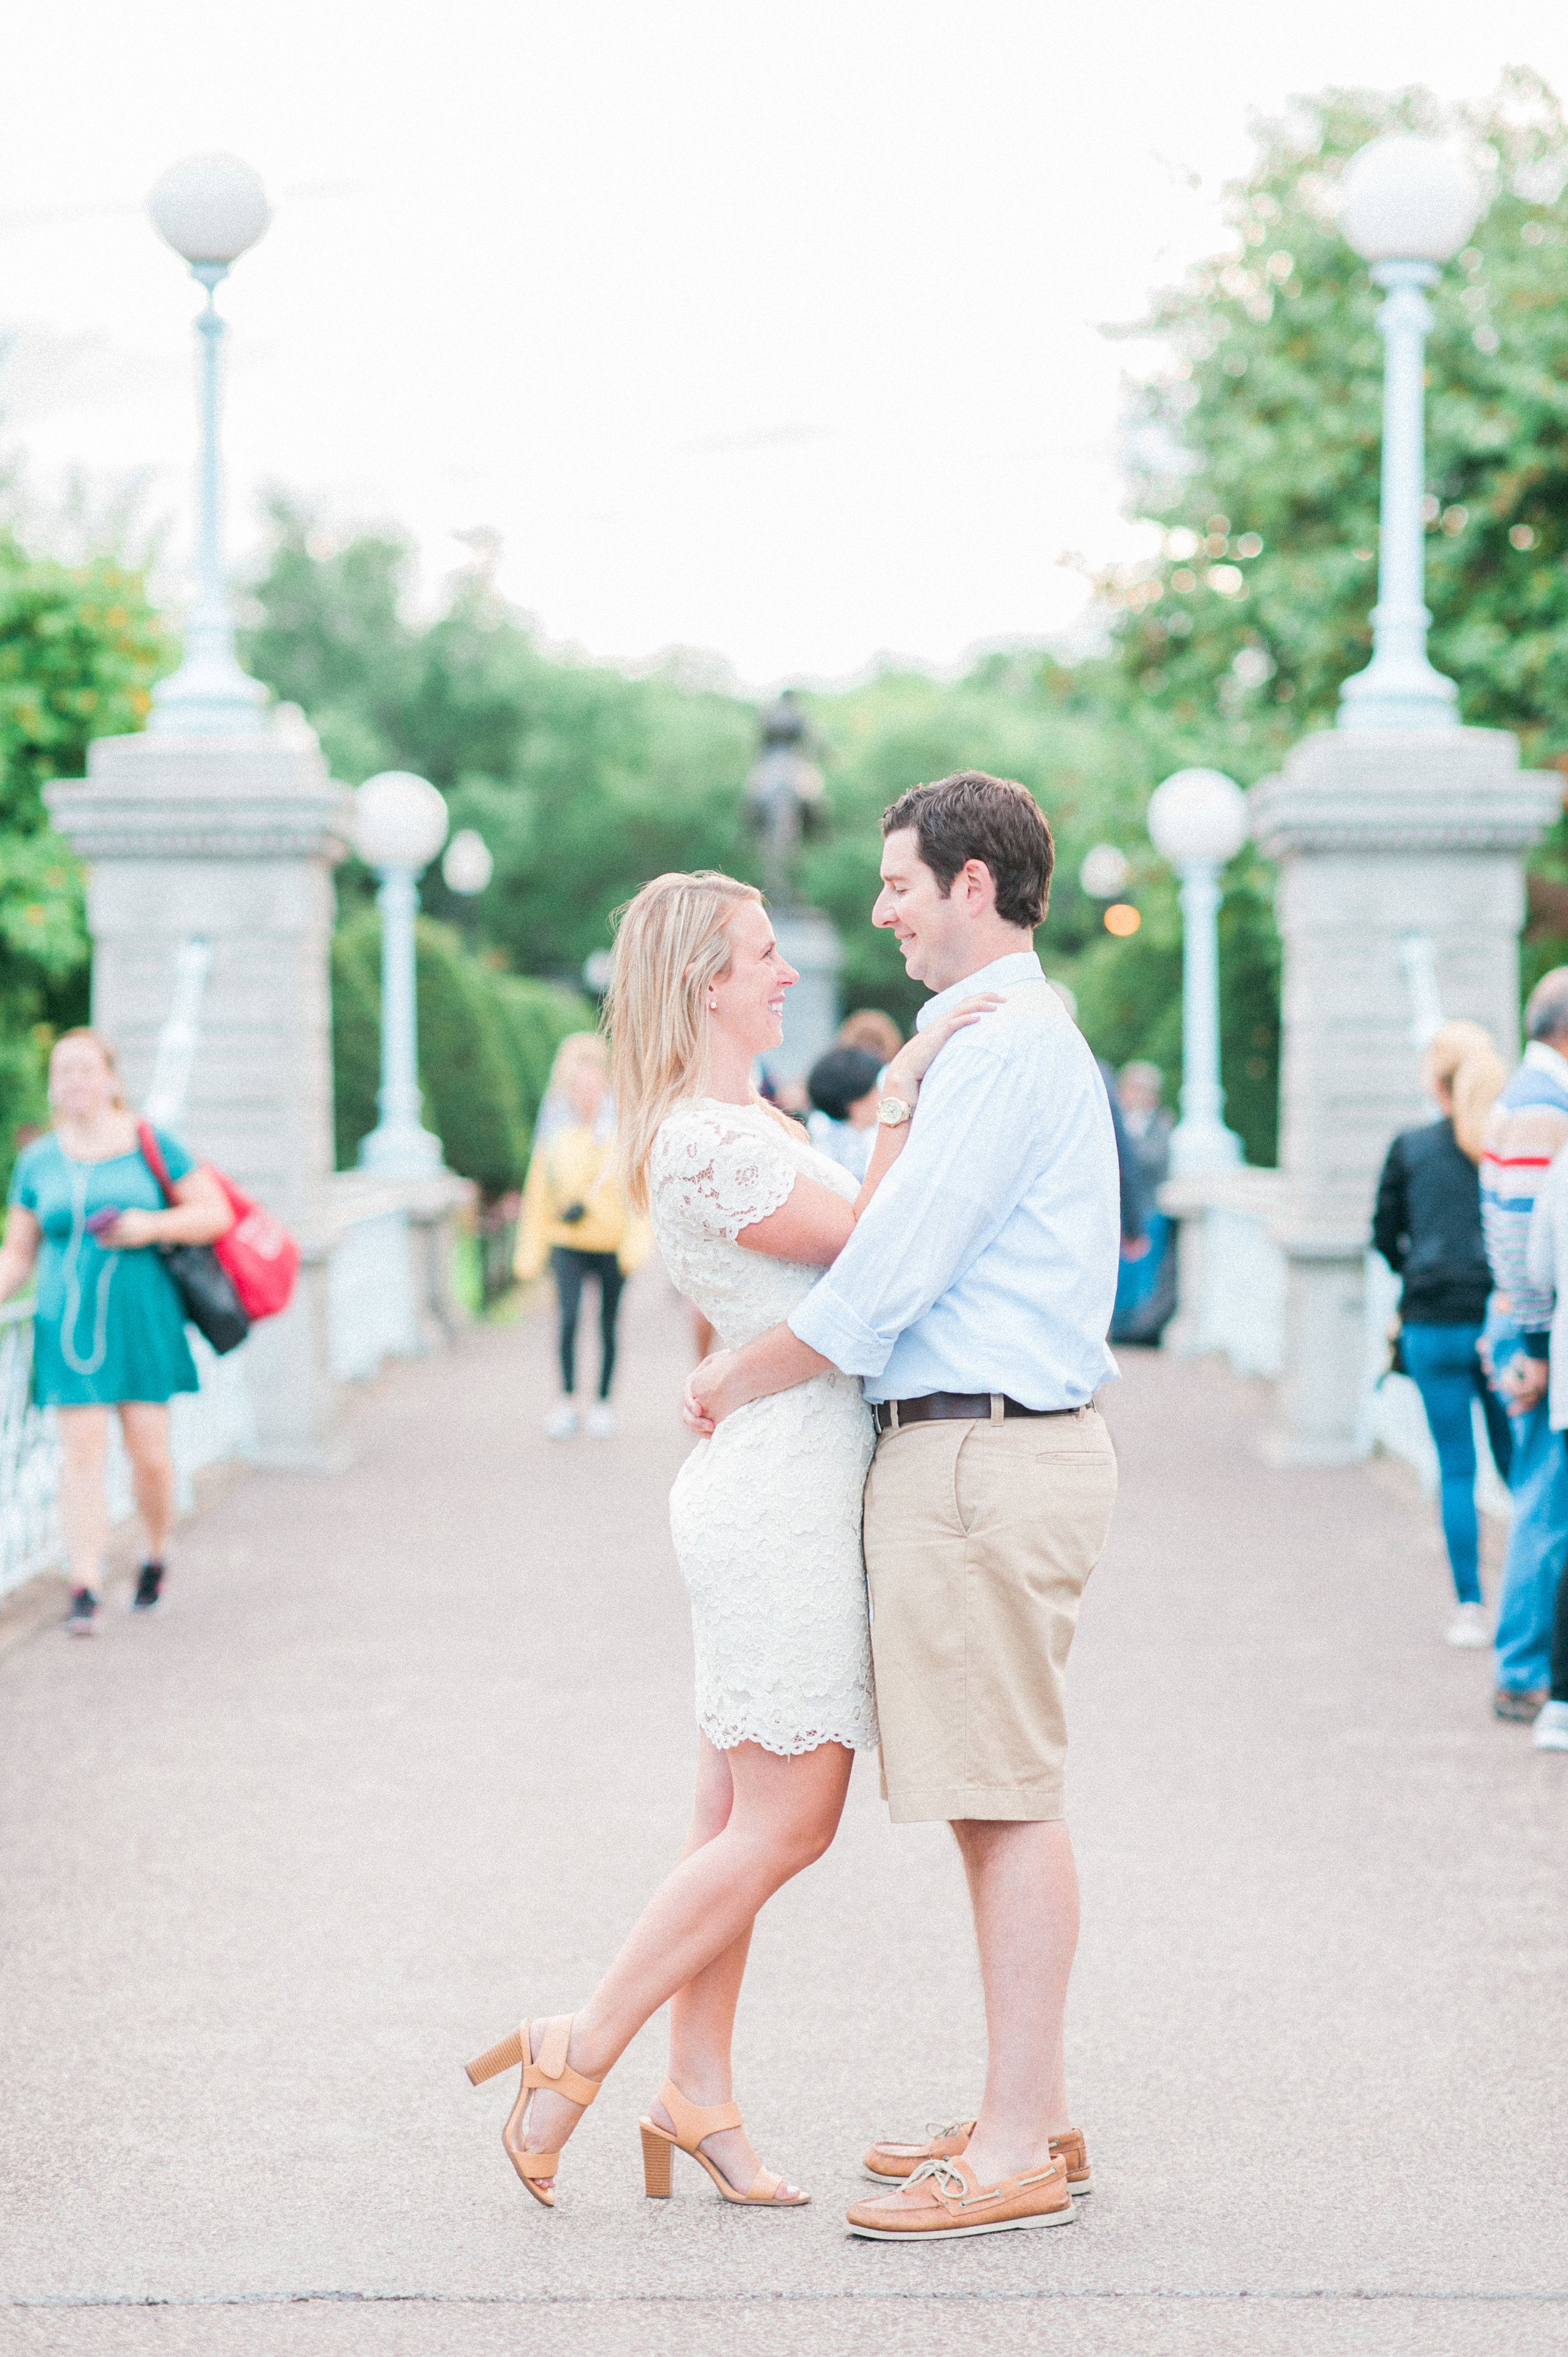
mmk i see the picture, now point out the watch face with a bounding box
[878,1097,911,1128]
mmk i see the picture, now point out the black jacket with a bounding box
[1371,1119,1491,1326]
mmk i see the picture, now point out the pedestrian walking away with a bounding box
[465,870,988,2212]
[687,772,1120,2241]
[1479,969,1568,1720]
[514,1031,650,1440]
[1372,1020,1512,1649]
[0,1030,233,1632]
[1523,1123,1568,1752]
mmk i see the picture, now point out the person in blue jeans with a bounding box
[1478,969,1568,1718]
[1373,1023,1513,1646]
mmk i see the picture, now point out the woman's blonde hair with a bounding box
[50,1027,127,1112]
[547,1030,610,1094]
[1422,1019,1507,1164]
[605,870,763,1211]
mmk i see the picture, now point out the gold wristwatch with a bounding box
[877,1095,913,1129]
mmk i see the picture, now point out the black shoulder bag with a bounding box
[138,1122,251,1356]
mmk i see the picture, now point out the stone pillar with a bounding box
[46,721,356,1466]
[1249,725,1559,1463]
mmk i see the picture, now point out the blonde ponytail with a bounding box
[1422,1020,1507,1164]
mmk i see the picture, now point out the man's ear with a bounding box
[961,858,997,913]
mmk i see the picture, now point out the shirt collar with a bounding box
[1524,1040,1568,1090]
[914,949,1046,1032]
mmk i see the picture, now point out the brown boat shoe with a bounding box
[863,2119,1091,2196]
[846,2150,1077,2240]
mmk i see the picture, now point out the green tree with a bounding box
[0,537,171,1181]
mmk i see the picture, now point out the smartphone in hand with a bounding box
[83,1206,121,1238]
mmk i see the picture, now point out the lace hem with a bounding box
[699,1706,879,1758]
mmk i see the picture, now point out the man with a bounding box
[686,770,1121,2240]
[1480,968,1568,1721]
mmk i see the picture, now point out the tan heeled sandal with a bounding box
[465,2016,601,2209]
[638,2077,809,2206]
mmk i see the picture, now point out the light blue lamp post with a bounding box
[146,152,273,734]
[352,772,450,1177]
[1148,767,1249,1174]
[1335,136,1481,732]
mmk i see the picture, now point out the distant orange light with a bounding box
[1103,904,1142,937]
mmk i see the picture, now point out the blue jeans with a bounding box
[1484,1313,1568,1693]
[1401,1322,1513,1605]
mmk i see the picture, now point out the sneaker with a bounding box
[585,1403,616,1439]
[1532,1700,1568,1752]
[64,1587,98,1636]
[132,1563,164,1612]
[1494,1686,1548,1723]
[543,1400,580,1440]
[1445,1603,1490,1649]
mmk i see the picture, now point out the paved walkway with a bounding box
[2,1271,1565,2357]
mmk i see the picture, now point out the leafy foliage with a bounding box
[0,537,171,1184]
[331,910,589,1191]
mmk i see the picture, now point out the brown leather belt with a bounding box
[872,1391,1079,1434]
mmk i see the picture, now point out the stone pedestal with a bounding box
[761,905,844,1090]
[46,724,358,1466]
[1249,725,1559,1463]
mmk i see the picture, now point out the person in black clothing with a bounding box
[1372,1021,1512,1644]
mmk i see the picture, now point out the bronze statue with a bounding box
[744,690,829,907]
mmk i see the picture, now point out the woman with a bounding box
[465,871,994,2209]
[1372,1019,1513,1647]
[0,1030,231,1632]
[515,1033,649,1439]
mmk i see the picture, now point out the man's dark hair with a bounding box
[881,771,1054,930]
[807,1046,882,1122]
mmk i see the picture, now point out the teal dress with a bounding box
[8,1129,201,1407]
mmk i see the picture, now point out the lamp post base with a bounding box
[358,1125,446,1179]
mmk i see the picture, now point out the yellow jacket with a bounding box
[514,1127,652,1280]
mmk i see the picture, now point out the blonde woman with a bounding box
[515,1033,649,1439]
[0,1030,231,1632]
[465,870,993,2210]
[1372,1019,1513,1646]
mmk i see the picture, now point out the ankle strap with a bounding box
[524,2016,600,2108]
[659,2077,741,2145]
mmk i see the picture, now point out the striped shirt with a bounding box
[1479,1041,1568,1342]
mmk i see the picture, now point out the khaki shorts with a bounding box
[862,1403,1117,1823]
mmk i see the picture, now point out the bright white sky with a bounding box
[3,2,1565,688]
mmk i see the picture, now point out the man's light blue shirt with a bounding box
[788,950,1121,1407]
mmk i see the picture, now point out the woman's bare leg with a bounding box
[117,1403,174,1562]
[521,1738,854,2188]
[658,1738,761,2193]
[55,1407,110,1590]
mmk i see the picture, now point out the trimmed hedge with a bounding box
[331,911,591,1193]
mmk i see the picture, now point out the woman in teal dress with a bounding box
[0,1029,232,1634]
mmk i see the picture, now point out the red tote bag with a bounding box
[138,1123,300,1322]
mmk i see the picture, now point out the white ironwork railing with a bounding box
[0,1299,63,1599]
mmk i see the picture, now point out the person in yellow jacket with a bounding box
[516,1032,651,1439]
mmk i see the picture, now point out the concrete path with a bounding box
[2,1271,1565,2357]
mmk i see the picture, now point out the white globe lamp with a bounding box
[353,773,450,1178]
[353,772,450,873]
[441,828,494,897]
[1079,843,1131,900]
[145,152,273,735]
[1335,136,1482,732]
[148,152,272,267]
[1338,136,1480,266]
[1148,769,1247,1173]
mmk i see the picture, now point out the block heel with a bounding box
[640,2122,674,2197]
[464,2016,601,2208]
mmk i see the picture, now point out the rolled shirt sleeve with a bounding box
[789,1040,1030,1377]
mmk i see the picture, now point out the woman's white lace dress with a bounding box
[650,1099,878,1757]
